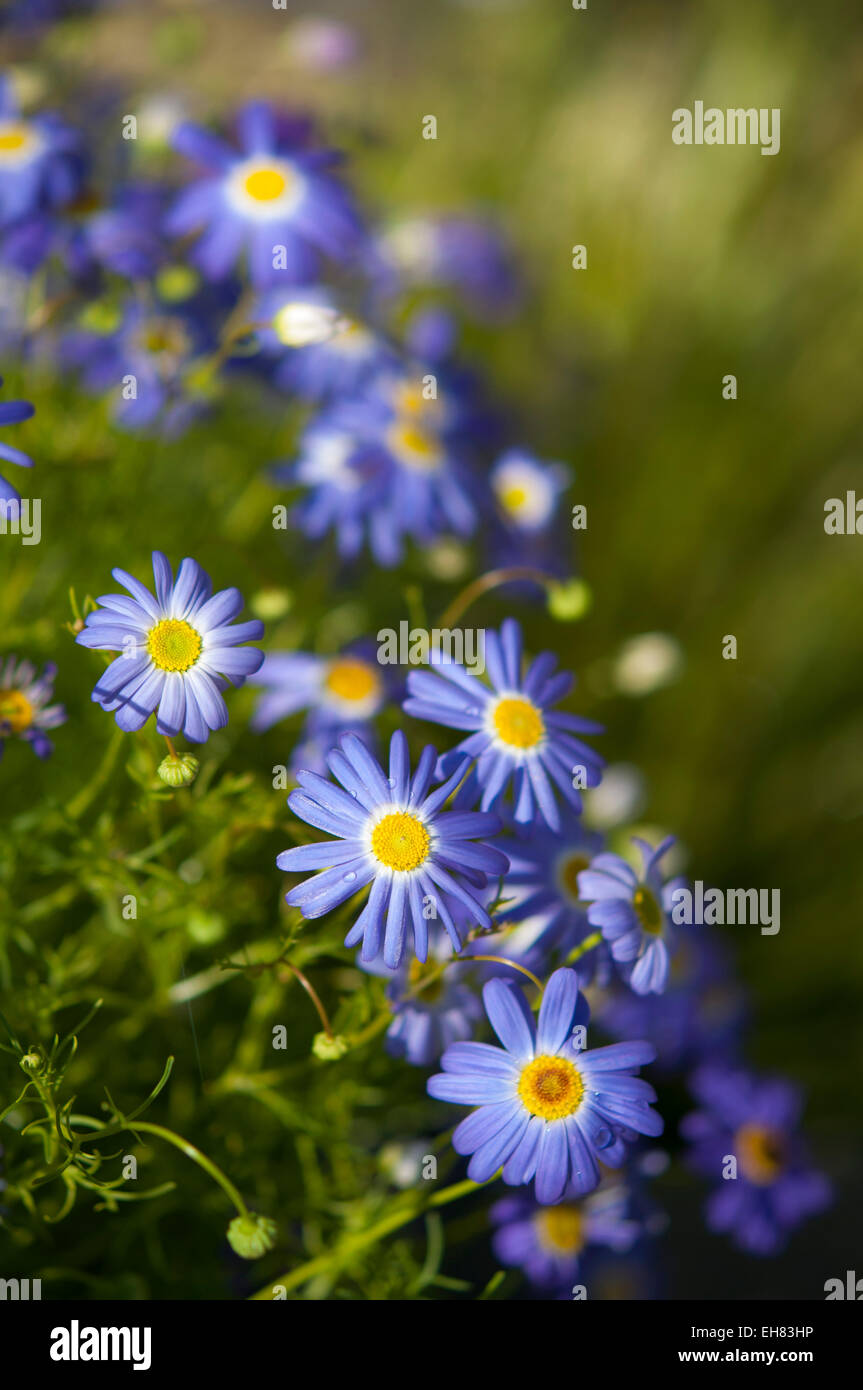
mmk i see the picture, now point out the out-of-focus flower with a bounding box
[582,763,647,830]
[362,941,483,1068]
[60,294,210,435]
[598,930,747,1073]
[249,643,389,772]
[491,450,569,534]
[283,17,361,72]
[404,617,603,830]
[612,632,684,697]
[492,808,606,978]
[428,967,662,1204]
[277,729,508,967]
[0,655,66,761]
[0,374,34,509]
[578,837,685,995]
[681,1063,832,1255]
[166,101,363,287]
[0,75,83,229]
[490,1183,641,1290]
[76,550,264,742]
[374,214,521,317]
[255,287,396,400]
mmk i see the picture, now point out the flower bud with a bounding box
[227,1212,278,1260]
[158,753,199,787]
[547,578,592,622]
[312,1031,349,1061]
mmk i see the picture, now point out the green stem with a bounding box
[438,566,558,629]
[250,1177,481,1299]
[565,930,602,965]
[67,1116,248,1219]
[67,728,124,820]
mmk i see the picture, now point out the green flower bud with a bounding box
[312,1032,349,1061]
[547,578,592,622]
[227,1213,278,1260]
[158,753,200,787]
[20,1049,45,1076]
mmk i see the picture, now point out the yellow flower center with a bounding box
[370,811,430,872]
[633,886,663,935]
[147,618,202,673]
[389,421,442,472]
[492,696,544,750]
[500,484,528,514]
[0,688,34,734]
[0,123,30,155]
[537,1203,584,1254]
[243,165,289,202]
[736,1123,785,1186]
[324,658,380,703]
[558,852,591,903]
[518,1054,583,1120]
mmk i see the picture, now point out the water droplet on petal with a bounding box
[343,871,357,883]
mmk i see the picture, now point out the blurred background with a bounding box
[1,0,861,1299]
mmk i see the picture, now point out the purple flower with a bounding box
[578,837,684,994]
[404,618,603,830]
[490,1183,641,1290]
[0,655,65,761]
[681,1063,832,1255]
[428,967,662,1205]
[166,102,362,287]
[76,551,264,742]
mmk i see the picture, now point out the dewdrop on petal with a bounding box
[158,753,200,787]
[227,1213,278,1260]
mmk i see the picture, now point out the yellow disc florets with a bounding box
[370,811,430,872]
[537,1203,585,1254]
[736,1122,785,1186]
[492,695,545,750]
[324,658,380,704]
[243,165,290,202]
[632,885,663,935]
[0,688,34,734]
[518,1054,583,1121]
[557,851,591,904]
[147,618,202,673]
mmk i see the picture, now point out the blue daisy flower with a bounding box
[0,655,66,761]
[490,1182,641,1291]
[0,374,34,510]
[249,644,392,774]
[272,414,391,565]
[0,75,83,228]
[427,966,662,1205]
[361,941,483,1068]
[166,102,362,287]
[681,1063,832,1255]
[577,836,685,995]
[403,618,603,831]
[277,729,509,968]
[253,287,397,402]
[76,550,264,742]
[60,294,211,436]
[492,808,606,977]
[598,930,746,1073]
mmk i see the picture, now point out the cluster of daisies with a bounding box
[0,51,831,1297]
